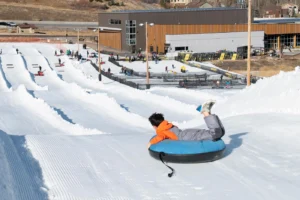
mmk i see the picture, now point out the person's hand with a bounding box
[147,143,151,149]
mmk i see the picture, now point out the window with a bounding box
[280,34,294,47]
[296,34,300,46]
[175,46,188,51]
[264,35,278,50]
[125,20,136,45]
[109,19,121,24]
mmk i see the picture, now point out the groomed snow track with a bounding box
[0,43,299,200]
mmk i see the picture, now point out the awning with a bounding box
[88,26,122,31]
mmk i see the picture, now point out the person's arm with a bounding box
[147,135,165,148]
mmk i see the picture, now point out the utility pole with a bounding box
[77,29,79,52]
[145,21,150,87]
[98,29,101,81]
[247,0,252,86]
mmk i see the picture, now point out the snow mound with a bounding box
[215,67,300,117]
[0,130,48,200]
[149,87,235,106]
[12,85,104,135]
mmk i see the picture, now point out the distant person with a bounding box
[147,100,225,148]
[172,64,175,69]
[16,48,19,54]
[0,49,2,54]
[55,50,57,56]
[117,54,119,61]
[58,58,61,65]
[37,66,44,76]
[165,66,168,72]
[108,68,111,73]
[78,54,82,61]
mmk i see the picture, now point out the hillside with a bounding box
[0,0,161,21]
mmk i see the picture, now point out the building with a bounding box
[185,2,212,9]
[166,31,264,53]
[170,0,192,6]
[17,23,37,34]
[98,8,300,53]
[98,8,248,53]
[281,3,299,14]
[263,5,282,18]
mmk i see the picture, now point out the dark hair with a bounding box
[149,113,164,127]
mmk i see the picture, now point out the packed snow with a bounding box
[0,42,299,200]
[119,60,206,74]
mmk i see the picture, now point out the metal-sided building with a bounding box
[98,8,300,53]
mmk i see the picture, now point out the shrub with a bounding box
[100,4,109,9]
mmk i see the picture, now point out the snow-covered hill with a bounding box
[0,43,299,200]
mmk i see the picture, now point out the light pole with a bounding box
[139,22,154,88]
[74,28,82,52]
[247,0,252,86]
[94,27,103,81]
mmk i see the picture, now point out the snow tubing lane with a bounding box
[149,139,226,163]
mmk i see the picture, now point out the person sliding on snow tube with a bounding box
[37,66,44,76]
[147,100,225,149]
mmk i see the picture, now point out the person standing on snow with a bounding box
[58,58,61,65]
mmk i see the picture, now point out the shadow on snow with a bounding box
[0,129,48,199]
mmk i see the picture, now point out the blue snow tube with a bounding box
[149,138,226,163]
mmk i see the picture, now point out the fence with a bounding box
[108,57,209,79]
[90,61,150,89]
[100,58,247,89]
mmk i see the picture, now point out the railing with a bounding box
[108,57,209,79]
[90,61,150,89]
[96,58,247,90]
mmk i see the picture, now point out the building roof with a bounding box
[254,18,300,24]
[104,7,245,14]
[18,23,37,29]
[263,4,281,11]
[186,1,208,8]
[88,26,122,31]
[281,3,297,7]
[174,3,187,8]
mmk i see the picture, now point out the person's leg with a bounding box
[196,100,225,140]
[203,114,225,140]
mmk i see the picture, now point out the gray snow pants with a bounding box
[171,114,225,141]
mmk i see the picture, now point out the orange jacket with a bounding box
[150,120,178,145]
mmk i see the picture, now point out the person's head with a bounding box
[149,113,164,129]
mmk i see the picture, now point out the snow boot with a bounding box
[196,100,216,113]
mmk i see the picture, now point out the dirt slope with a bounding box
[0,0,160,21]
